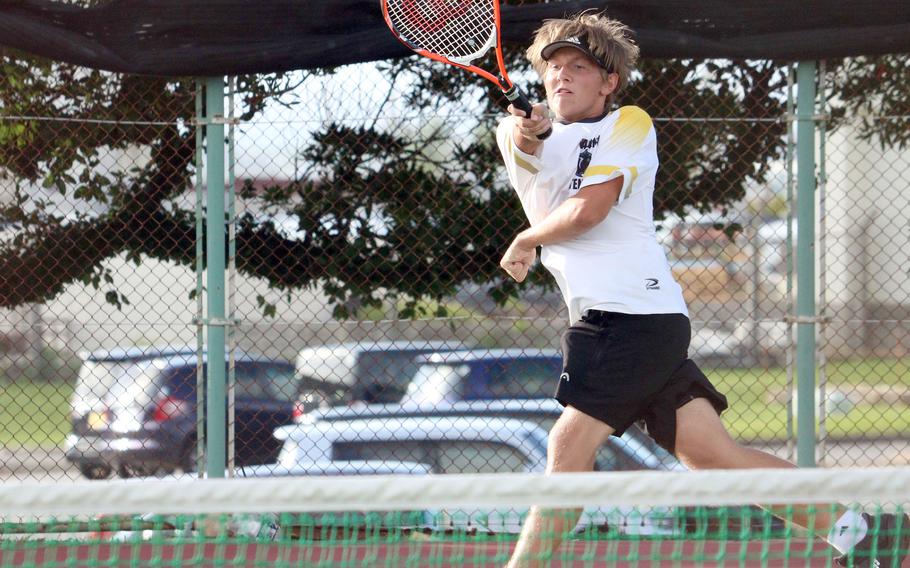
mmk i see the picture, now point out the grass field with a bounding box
[1,357,907,449]
[0,379,74,449]
[710,357,910,441]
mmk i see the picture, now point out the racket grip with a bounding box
[503,86,552,140]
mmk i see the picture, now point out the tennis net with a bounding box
[1,467,908,567]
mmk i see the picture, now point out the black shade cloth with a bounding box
[0,0,908,76]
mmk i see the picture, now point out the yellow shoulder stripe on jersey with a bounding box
[584,165,619,177]
[623,166,638,199]
[511,142,539,174]
[609,106,652,152]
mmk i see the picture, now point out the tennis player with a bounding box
[496,11,908,568]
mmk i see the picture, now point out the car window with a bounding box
[332,441,432,471]
[163,366,197,399]
[234,365,264,399]
[436,441,529,474]
[150,362,297,402]
[105,362,159,409]
[486,358,562,399]
[352,351,428,403]
[260,364,299,401]
[72,360,139,415]
[235,363,297,401]
[332,440,529,474]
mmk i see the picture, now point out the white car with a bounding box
[274,415,546,474]
[272,415,677,535]
[298,397,685,472]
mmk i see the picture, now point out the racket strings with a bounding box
[387,0,496,62]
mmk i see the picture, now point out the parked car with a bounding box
[295,340,466,408]
[70,345,200,431]
[271,414,677,535]
[274,415,545,474]
[299,398,681,472]
[399,348,563,406]
[288,402,781,536]
[66,348,298,479]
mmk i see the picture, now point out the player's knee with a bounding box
[676,446,720,469]
[547,448,595,472]
[546,425,596,472]
[675,435,735,469]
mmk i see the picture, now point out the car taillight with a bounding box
[292,401,306,420]
[152,396,189,423]
[86,409,111,431]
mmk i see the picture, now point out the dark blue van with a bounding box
[66,347,297,479]
[399,348,562,406]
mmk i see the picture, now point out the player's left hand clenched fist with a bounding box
[500,237,537,283]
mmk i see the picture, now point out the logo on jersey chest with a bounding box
[570,136,600,191]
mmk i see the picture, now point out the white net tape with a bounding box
[2,467,909,517]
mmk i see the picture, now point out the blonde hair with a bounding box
[527,12,639,95]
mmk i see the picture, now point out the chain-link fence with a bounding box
[1,50,907,484]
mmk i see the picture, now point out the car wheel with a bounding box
[117,463,159,479]
[78,463,112,480]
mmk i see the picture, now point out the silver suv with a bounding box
[298,398,683,472]
[270,414,677,535]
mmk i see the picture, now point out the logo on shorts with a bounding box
[645,278,660,290]
[560,372,570,382]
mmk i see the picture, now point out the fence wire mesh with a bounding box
[0,47,908,484]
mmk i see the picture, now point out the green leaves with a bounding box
[1,44,906,319]
[826,55,910,149]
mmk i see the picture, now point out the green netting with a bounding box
[2,469,908,567]
[1,504,907,567]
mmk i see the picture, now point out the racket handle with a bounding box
[503,86,552,140]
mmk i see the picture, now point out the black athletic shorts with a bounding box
[554,310,728,454]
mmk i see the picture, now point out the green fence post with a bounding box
[795,61,817,467]
[194,82,206,478]
[205,76,227,478]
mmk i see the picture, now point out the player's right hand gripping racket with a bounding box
[382,0,552,139]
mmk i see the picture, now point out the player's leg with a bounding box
[507,311,692,567]
[674,397,910,566]
[674,397,797,469]
[505,405,613,568]
[674,397,836,531]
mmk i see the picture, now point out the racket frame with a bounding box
[381,0,548,136]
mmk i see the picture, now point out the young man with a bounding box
[495,12,908,568]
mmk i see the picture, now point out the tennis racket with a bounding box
[382,0,552,139]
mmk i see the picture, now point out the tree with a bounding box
[1,47,906,317]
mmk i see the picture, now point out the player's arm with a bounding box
[500,177,622,282]
[521,177,621,247]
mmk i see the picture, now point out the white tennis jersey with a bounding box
[496,105,688,323]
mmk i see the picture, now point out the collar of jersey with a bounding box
[556,108,611,125]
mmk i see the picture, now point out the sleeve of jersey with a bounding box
[579,106,658,205]
[496,116,543,192]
